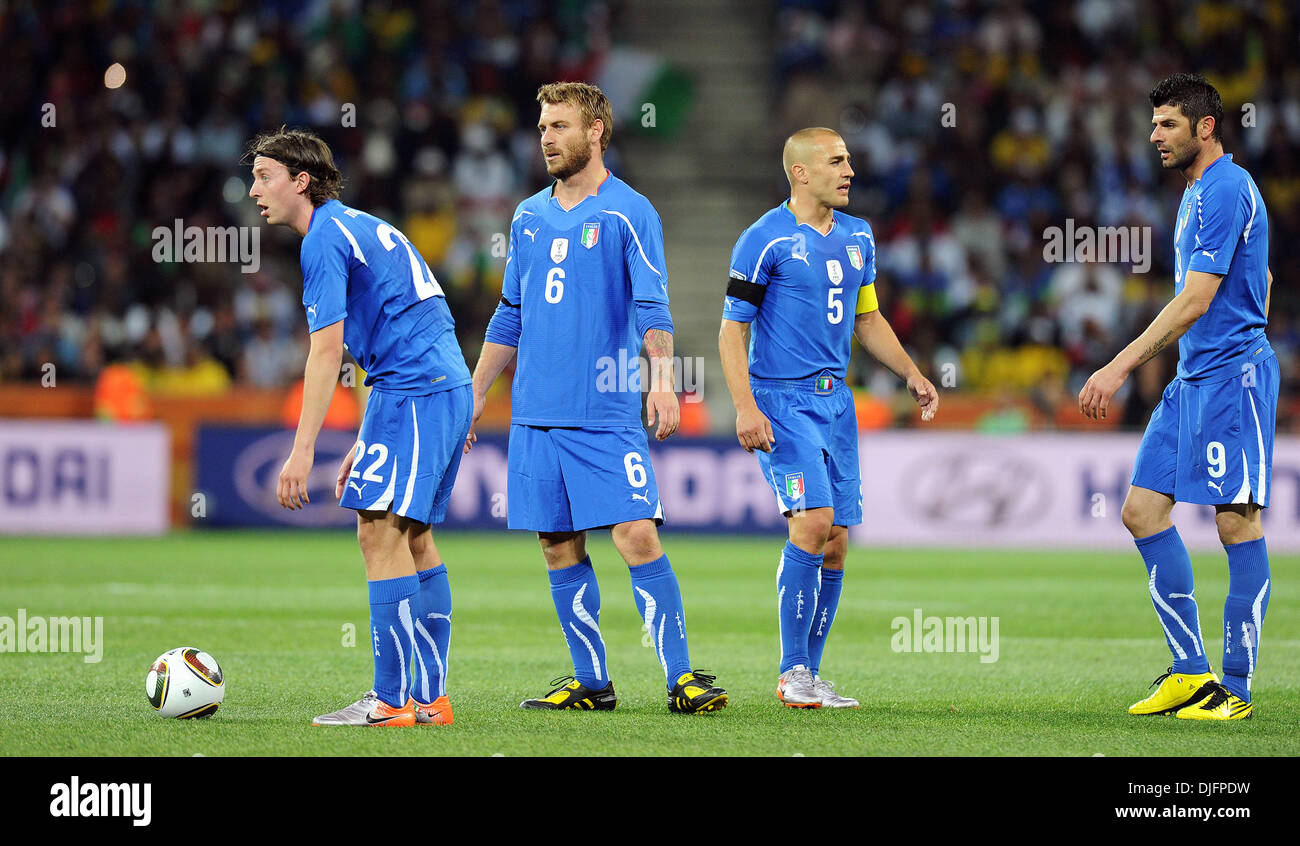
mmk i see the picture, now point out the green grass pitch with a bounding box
[1,531,1296,756]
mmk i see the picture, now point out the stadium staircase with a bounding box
[619,0,777,431]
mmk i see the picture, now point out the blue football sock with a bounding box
[1134,526,1210,674]
[549,557,607,689]
[777,540,822,673]
[368,574,419,708]
[629,554,692,686]
[410,564,451,704]
[1221,537,1270,702]
[807,566,843,676]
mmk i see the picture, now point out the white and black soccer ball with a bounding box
[145,647,225,718]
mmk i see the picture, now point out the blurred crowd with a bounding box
[3,0,1298,432]
[0,0,619,394]
[775,0,1300,428]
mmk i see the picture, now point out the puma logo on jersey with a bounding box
[1207,480,1224,495]
[523,228,537,241]
[307,304,317,318]
[1200,249,1218,261]
[631,491,652,506]
[349,481,367,496]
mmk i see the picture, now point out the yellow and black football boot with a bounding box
[1176,682,1253,721]
[520,676,618,711]
[668,670,728,714]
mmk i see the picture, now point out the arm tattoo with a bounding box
[643,328,674,392]
[1136,330,1173,367]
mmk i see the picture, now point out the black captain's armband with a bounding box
[500,296,520,308]
[726,277,766,307]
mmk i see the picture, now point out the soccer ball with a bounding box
[145,647,225,718]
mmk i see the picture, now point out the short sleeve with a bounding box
[1187,175,1250,277]
[621,203,669,306]
[723,225,780,323]
[299,226,350,332]
[502,217,522,305]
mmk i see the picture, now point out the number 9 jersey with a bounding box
[299,199,471,395]
[722,202,877,380]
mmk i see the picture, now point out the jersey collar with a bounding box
[1191,153,1232,188]
[307,199,341,233]
[781,200,836,236]
[549,169,612,211]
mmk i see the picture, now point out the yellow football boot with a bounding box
[1128,667,1218,715]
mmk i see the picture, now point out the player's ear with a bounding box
[589,118,603,146]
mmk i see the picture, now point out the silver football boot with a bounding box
[777,665,821,708]
[312,690,415,726]
[813,676,860,709]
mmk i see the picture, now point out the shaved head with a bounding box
[781,127,854,214]
[782,127,843,186]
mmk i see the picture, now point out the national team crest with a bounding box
[784,473,806,501]
[581,222,600,249]
[846,245,864,270]
[550,237,569,263]
[825,259,843,285]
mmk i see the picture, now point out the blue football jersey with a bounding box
[723,203,877,380]
[1174,154,1270,381]
[489,172,673,427]
[299,199,470,395]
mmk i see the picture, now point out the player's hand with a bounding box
[334,442,358,500]
[646,390,680,441]
[277,446,314,510]
[908,373,939,422]
[1079,361,1128,421]
[464,393,485,454]
[735,405,775,453]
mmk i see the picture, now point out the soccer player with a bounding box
[466,82,727,713]
[1079,74,1275,721]
[246,128,472,727]
[718,128,939,709]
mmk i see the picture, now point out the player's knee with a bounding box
[538,532,584,568]
[789,510,833,552]
[1120,498,1157,538]
[407,525,434,559]
[1215,508,1261,546]
[356,514,387,559]
[822,530,848,569]
[612,520,662,562]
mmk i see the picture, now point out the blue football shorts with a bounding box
[338,384,473,524]
[507,424,664,532]
[752,371,863,526]
[1132,353,1278,507]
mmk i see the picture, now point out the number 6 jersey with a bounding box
[484,171,673,428]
